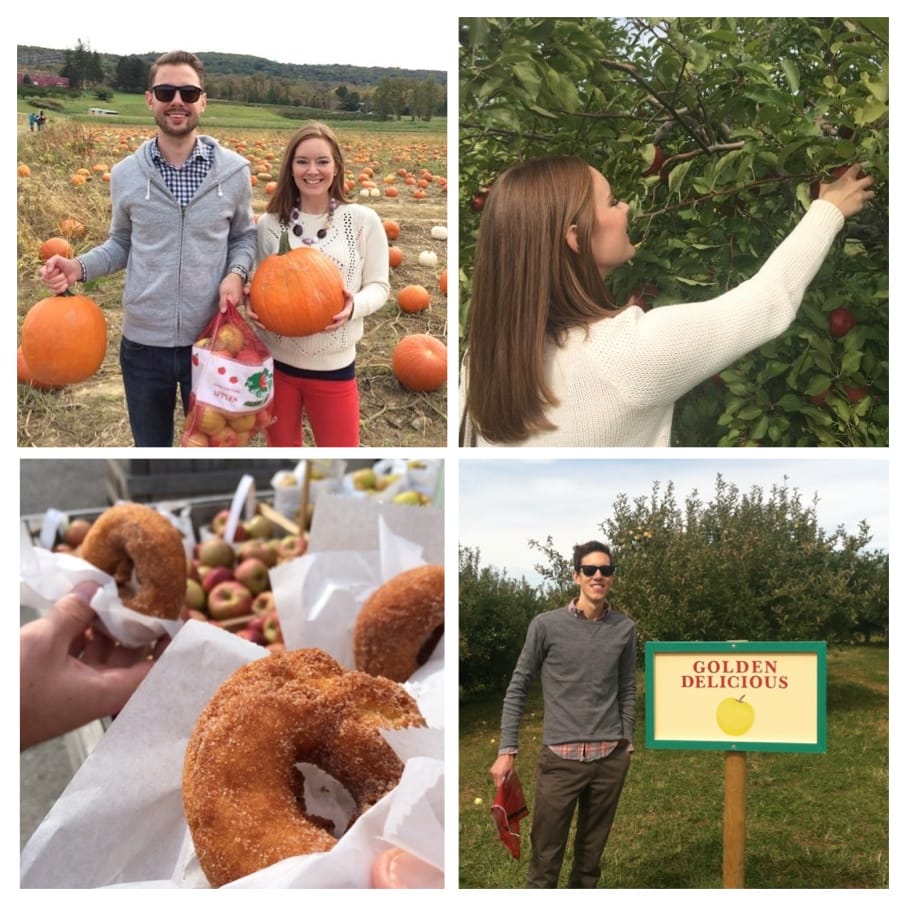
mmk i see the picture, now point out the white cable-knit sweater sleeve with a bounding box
[350,206,390,320]
[603,199,845,409]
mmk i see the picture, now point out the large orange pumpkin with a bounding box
[17,345,59,390]
[397,284,431,313]
[21,292,107,385]
[392,334,447,392]
[249,231,345,336]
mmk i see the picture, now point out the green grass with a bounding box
[18,91,446,133]
[459,645,889,888]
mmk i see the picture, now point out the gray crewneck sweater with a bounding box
[499,604,637,751]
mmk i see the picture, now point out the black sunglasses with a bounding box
[151,84,203,103]
[579,564,615,577]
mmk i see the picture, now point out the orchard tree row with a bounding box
[459,475,888,699]
[459,17,888,446]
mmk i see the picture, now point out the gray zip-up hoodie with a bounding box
[79,135,257,347]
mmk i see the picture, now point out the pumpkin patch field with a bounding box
[17,119,448,448]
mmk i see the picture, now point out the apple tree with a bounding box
[528,476,889,645]
[459,545,544,697]
[459,17,888,446]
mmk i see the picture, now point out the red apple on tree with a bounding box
[844,385,868,403]
[206,580,254,620]
[827,306,856,338]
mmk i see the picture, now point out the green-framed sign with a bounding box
[645,641,827,753]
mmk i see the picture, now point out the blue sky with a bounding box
[458,454,890,586]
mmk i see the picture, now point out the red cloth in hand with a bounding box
[491,771,529,859]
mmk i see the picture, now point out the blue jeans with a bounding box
[119,337,193,447]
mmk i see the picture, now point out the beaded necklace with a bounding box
[290,197,337,245]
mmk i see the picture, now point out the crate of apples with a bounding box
[183,508,308,651]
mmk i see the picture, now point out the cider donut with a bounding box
[182,648,425,888]
[354,564,444,682]
[79,503,186,620]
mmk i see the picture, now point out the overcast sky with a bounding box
[15,11,453,72]
[458,454,890,586]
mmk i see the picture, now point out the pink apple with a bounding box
[202,565,235,594]
[234,557,270,595]
[209,509,247,541]
[238,538,278,568]
[271,534,308,562]
[207,580,254,621]
[184,608,208,622]
[263,612,283,644]
[252,590,276,615]
[236,622,264,645]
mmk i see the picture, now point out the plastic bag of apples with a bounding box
[181,305,274,447]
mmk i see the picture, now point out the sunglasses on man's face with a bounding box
[151,84,203,103]
[579,564,615,577]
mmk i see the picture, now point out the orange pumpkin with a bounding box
[388,246,404,268]
[438,268,448,295]
[17,345,59,390]
[21,293,107,385]
[60,218,86,239]
[383,219,401,241]
[39,237,74,261]
[392,334,447,392]
[397,284,431,313]
[249,231,345,336]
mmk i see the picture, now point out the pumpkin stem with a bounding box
[278,228,291,255]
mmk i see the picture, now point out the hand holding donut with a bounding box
[20,581,168,751]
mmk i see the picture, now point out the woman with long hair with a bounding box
[460,155,873,447]
[255,121,389,447]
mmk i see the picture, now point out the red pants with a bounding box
[266,370,360,447]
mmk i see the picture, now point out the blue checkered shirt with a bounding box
[150,137,212,207]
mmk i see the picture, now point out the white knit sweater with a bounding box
[463,199,845,447]
[255,204,389,372]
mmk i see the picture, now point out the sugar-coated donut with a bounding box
[182,648,425,888]
[79,503,186,620]
[354,564,444,682]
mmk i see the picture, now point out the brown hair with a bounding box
[573,541,613,572]
[464,156,622,444]
[148,50,204,88]
[267,122,351,224]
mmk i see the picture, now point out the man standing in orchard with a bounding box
[490,541,636,888]
[40,50,257,447]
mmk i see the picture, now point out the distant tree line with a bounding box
[18,42,446,119]
[460,476,889,700]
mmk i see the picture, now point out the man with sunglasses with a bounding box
[40,50,257,446]
[489,541,636,888]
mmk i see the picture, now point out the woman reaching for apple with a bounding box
[459,158,874,446]
[252,122,390,447]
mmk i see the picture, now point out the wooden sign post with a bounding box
[645,641,827,888]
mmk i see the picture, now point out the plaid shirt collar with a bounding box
[150,137,212,207]
[568,598,610,621]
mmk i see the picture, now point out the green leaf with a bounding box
[780,58,800,94]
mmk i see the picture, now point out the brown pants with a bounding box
[527,746,631,888]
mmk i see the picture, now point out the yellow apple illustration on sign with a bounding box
[716,695,755,736]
